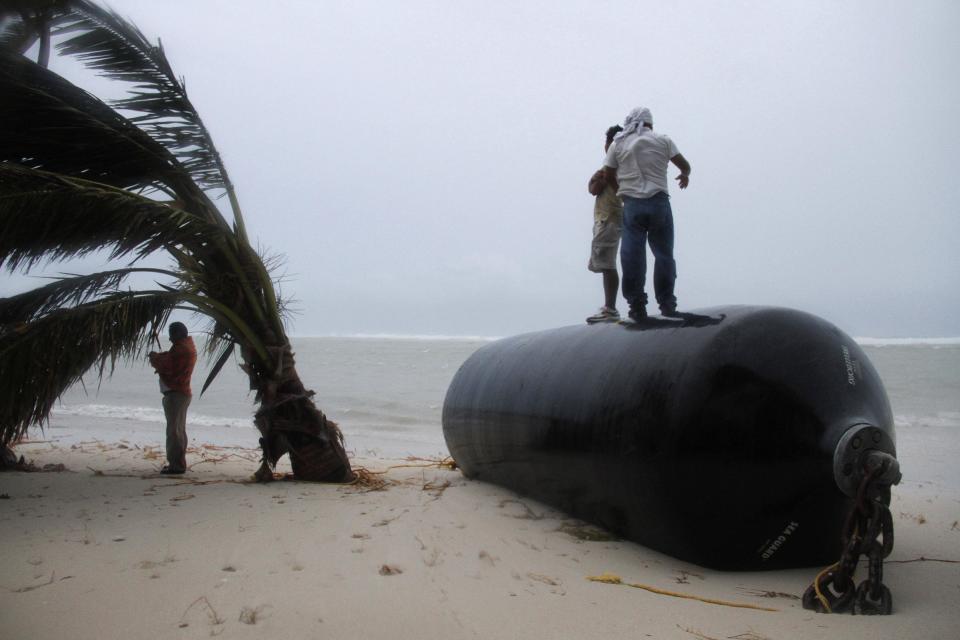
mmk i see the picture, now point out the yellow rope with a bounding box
[811,521,859,612]
[811,563,839,613]
[586,573,778,612]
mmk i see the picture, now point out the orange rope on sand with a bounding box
[244,456,457,488]
[587,573,779,612]
[361,457,457,475]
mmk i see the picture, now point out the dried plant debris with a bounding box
[498,498,545,520]
[422,479,452,500]
[0,452,67,473]
[181,596,224,626]
[679,626,771,640]
[395,455,457,471]
[674,570,704,584]
[10,572,73,593]
[557,521,618,541]
[239,605,270,625]
[678,627,723,640]
[372,513,403,527]
[348,468,391,492]
[137,556,177,570]
[739,587,800,600]
[887,556,960,564]
[526,572,560,586]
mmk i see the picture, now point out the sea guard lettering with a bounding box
[841,345,858,386]
[760,521,800,561]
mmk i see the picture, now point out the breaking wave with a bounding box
[51,403,254,429]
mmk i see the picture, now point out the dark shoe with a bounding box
[628,307,648,322]
[660,306,680,318]
[160,466,185,475]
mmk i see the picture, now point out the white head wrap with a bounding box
[613,107,653,142]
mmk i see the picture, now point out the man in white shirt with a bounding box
[603,106,691,320]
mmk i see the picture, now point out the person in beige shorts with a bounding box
[586,125,624,323]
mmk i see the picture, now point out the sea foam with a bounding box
[51,403,254,429]
[855,337,960,346]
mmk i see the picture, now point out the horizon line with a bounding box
[289,332,503,342]
[287,333,960,345]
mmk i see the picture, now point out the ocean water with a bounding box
[42,337,960,478]
[48,337,493,458]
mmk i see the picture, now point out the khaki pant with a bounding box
[588,218,623,272]
[162,392,191,470]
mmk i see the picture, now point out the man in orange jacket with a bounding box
[148,322,197,475]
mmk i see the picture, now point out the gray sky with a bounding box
[5,0,959,338]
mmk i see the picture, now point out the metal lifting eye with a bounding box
[833,424,899,498]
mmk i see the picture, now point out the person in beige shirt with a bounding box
[586,125,624,324]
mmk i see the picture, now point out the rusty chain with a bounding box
[803,451,900,615]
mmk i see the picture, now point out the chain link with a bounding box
[803,452,899,615]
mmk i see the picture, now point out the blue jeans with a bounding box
[620,192,677,311]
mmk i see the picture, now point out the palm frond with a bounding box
[53,0,229,193]
[0,164,221,272]
[0,5,34,53]
[0,288,181,444]
[175,290,269,364]
[0,50,213,204]
[0,267,178,325]
[1,1,63,59]
[0,164,278,358]
[201,339,235,396]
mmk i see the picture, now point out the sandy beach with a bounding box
[3,1,957,637]
[1,435,957,640]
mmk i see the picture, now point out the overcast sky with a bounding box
[5,0,959,338]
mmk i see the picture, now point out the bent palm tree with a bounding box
[0,0,353,481]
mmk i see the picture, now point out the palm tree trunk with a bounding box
[243,343,353,482]
[37,21,51,68]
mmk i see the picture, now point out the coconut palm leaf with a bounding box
[0,289,181,442]
[0,267,177,325]
[0,50,211,206]
[0,50,270,322]
[0,1,61,63]
[0,163,220,271]
[201,340,235,397]
[0,5,36,52]
[0,164,272,362]
[53,1,232,195]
